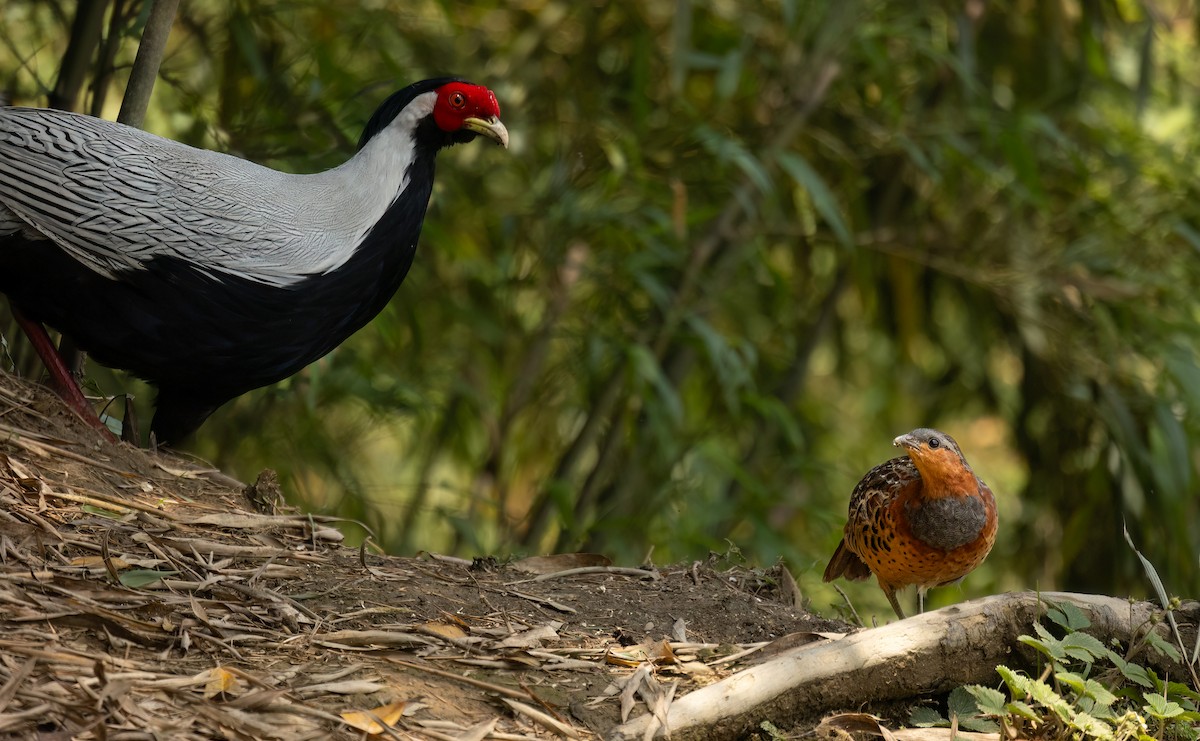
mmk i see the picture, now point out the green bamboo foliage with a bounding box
[3,0,1199,615]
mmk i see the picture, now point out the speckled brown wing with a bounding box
[825,429,999,619]
[822,456,918,584]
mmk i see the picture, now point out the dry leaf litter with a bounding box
[0,369,844,739]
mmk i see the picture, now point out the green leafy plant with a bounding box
[955,601,1200,741]
[909,685,1000,733]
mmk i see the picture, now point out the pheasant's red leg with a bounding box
[11,310,117,441]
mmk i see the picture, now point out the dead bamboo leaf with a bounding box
[495,588,577,614]
[388,658,530,700]
[223,688,291,710]
[0,657,36,712]
[153,461,216,478]
[502,698,582,739]
[296,680,390,697]
[619,663,654,723]
[674,661,716,676]
[316,630,434,648]
[420,621,469,641]
[496,623,560,649]
[118,569,180,588]
[639,675,677,739]
[80,504,126,518]
[751,631,842,663]
[182,513,289,529]
[648,638,676,664]
[454,717,499,741]
[778,563,803,608]
[605,648,644,668]
[816,712,901,741]
[340,699,410,734]
[671,617,687,643]
[527,565,659,583]
[70,555,131,570]
[203,667,243,699]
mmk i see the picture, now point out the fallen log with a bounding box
[610,591,1199,740]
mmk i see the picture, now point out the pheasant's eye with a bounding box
[928,437,941,449]
[448,92,466,109]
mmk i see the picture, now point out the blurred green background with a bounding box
[3,0,1199,619]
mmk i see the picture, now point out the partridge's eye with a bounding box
[449,92,466,109]
[928,437,941,449]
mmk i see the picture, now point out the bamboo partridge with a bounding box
[823,428,998,619]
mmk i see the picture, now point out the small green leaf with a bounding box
[965,684,1008,716]
[1032,621,1055,641]
[627,345,683,424]
[1046,601,1092,631]
[685,315,751,411]
[1061,631,1108,662]
[1143,629,1183,663]
[948,686,978,717]
[1122,523,1179,650]
[1056,672,1119,709]
[1021,677,1072,720]
[119,569,179,588]
[960,715,1000,733]
[1112,656,1154,688]
[1057,671,1087,694]
[1151,400,1191,494]
[81,505,125,519]
[715,49,743,100]
[776,152,853,249]
[1165,343,1200,413]
[1084,698,1120,722]
[1020,632,1066,661]
[909,706,946,727]
[1005,700,1042,721]
[1163,680,1200,705]
[1083,679,1120,708]
[1070,710,1115,739]
[757,720,787,740]
[696,125,772,194]
[1045,605,1067,629]
[997,665,1033,696]
[1143,693,1185,719]
[1172,219,1200,257]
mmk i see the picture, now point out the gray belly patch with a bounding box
[905,496,986,551]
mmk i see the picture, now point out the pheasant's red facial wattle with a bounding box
[432,82,508,147]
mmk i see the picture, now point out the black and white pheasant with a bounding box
[0,77,507,444]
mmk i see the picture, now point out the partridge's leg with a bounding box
[918,588,926,614]
[881,582,907,620]
[12,309,115,441]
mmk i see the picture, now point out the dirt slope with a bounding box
[0,368,846,739]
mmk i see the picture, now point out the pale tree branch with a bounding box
[612,592,1200,740]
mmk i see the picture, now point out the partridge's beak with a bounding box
[464,116,509,148]
[893,433,920,451]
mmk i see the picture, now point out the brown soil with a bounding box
[0,368,851,739]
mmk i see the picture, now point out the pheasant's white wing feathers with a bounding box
[0,103,427,286]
